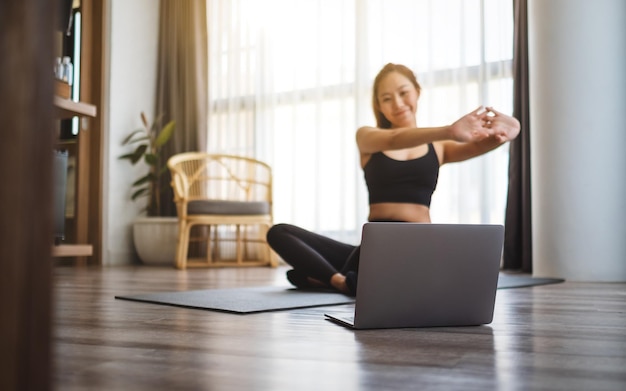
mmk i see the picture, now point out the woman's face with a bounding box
[376,71,419,128]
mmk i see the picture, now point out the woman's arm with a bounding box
[356,106,493,154]
[356,125,449,154]
[438,107,521,164]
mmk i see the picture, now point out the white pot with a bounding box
[133,216,178,266]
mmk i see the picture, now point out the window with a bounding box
[207,0,514,243]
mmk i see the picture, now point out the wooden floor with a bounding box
[53,265,626,391]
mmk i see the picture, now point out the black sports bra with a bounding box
[363,143,440,207]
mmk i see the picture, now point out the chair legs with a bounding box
[175,221,192,270]
[174,221,276,269]
[235,224,243,265]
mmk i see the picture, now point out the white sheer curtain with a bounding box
[206,0,514,244]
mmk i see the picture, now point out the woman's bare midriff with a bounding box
[368,203,431,223]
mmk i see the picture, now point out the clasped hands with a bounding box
[450,106,521,144]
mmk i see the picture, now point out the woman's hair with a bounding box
[372,63,421,129]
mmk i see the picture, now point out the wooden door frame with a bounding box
[75,0,107,265]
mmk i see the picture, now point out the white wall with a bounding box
[102,0,160,265]
[529,0,626,281]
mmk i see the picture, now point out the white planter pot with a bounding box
[133,216,178,266]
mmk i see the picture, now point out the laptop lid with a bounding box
[327,223,503,330]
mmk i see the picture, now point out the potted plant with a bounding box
[119,112,177,266]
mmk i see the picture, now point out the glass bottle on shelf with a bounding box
[54,57,63,79]
[61,56,73,86]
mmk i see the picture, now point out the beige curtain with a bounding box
[155,0,208,216]
[503,0,532,272]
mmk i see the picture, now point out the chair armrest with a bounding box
[170,169,190,201]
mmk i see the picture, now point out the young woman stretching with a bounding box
[266,63,520,295]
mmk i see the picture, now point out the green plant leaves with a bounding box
[121,129,148,145]
[144,153,158,165]
[155,120,175,148]
[119,144,148,164]
[132,173,153,187]
[119,112,176,216]
[131,187,149,201]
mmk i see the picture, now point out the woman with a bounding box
[266,63,520,295]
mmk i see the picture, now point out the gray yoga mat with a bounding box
[115,273,563,314]
[497,273,564,289]
[116,286,353,314]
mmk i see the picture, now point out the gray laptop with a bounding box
[324,222,504,329]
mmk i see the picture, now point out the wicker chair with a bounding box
[167,153,277,269]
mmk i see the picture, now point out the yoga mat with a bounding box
[497,274,564,289]
[115,274,563,314]
[116,286,354,314]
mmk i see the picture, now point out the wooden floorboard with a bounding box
[52,265,626,391]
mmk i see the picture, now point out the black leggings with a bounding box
[266,223,360,284]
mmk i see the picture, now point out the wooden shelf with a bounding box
[53,96,97,263]
[52,244,93,258]
[56,139,77,154]
[54,96,97,119]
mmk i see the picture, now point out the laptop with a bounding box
[324,222,504,329]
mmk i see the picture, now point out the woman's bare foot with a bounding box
[329,273,351,295]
